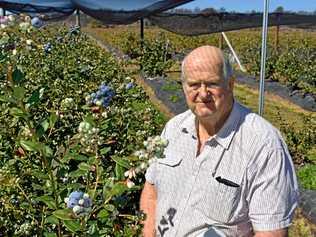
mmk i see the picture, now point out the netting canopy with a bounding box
[149,12,316,36]
[0,0,193,22]
[72,0,193,24]
[0,0,75,20]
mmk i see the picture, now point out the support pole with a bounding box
[275,25,279,51]
[274,13,280,51]
[140,18,144,70]
[75,9,80,27]
[258,0,270,116]
[221,32,246,72]
[140,18,144,50]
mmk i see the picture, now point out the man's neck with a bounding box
[199,102,233,137]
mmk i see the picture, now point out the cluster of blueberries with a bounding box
[87,83,115,108]
[66,191,92,216]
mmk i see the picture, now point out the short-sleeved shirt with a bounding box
[145,101,299,237]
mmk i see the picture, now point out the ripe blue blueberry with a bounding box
[126,82,134,90]
[31,17,43,28]
[67,191,83,208]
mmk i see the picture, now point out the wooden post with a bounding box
[76,9,80,27]
[140,18,144,70]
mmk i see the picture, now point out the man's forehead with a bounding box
[184,46,224,75]
[184,71,222,83]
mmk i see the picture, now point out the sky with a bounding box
[178,0,316,13]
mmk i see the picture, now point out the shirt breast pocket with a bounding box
[201,175,242,223]
[157,156,183,196]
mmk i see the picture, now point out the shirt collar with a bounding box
[180,110,197,138]
[213,101,242,149]
[180,101,242,149]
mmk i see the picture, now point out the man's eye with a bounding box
[206,82,220,88]
[189,83,200,89]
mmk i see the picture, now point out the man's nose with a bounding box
[198,84,209,98]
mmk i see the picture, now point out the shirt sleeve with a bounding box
[145,126,168,185]
[247,147,299,231]
[145,160,158,185]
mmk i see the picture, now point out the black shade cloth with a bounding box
[0,0,193,23]
[72,0,193,24]
[0,0,75,20]
[149,12,316,35]
[0,1,315,32]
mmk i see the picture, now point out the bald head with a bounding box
[181,45,233,84]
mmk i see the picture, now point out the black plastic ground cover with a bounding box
[300,189,316,224]
[235,72,316,112]
[84,33,316,224]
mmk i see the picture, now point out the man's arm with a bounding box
[254,228,288,237]
[140,181,157,237]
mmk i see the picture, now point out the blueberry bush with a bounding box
[0,16,167,236]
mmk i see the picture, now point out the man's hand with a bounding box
[140,181,157,237]
[254,228,288,237]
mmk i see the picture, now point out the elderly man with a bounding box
[140,46,298,237]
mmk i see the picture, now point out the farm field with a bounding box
[0,16,315,236]
[84,24,316,94]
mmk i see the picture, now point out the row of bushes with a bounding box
[87,25,316,93]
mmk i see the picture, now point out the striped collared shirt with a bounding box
[145,101,299,237]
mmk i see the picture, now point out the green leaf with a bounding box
[49,113,58,128]
[27,89,40,107]
[43,145,53,157]
[97,209,109,219]
[110,183,128,197]
[35,123,45,138]
[64,153,88,162]
[111,156,130,169]
[63,220,81,233]
[13,87,25,100]
[100,147,111,155]
[52,209,74,220]
[13,69,24,83]
[30,170,49,180]
[44,232,57,237]
[115,163,124,180]
[69,169,88,178]
[10,107,27,118]
[36,195,56,209]
[41,119,50,132]
[20,140,41,153]
[78,162,91,171]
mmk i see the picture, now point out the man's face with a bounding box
[182,53,234,121]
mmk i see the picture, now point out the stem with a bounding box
[93,196,112,214]
[40,206,46,235]
[16,183,35,212]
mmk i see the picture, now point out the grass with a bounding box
[233,83,316,130]
[289,209,316,237]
